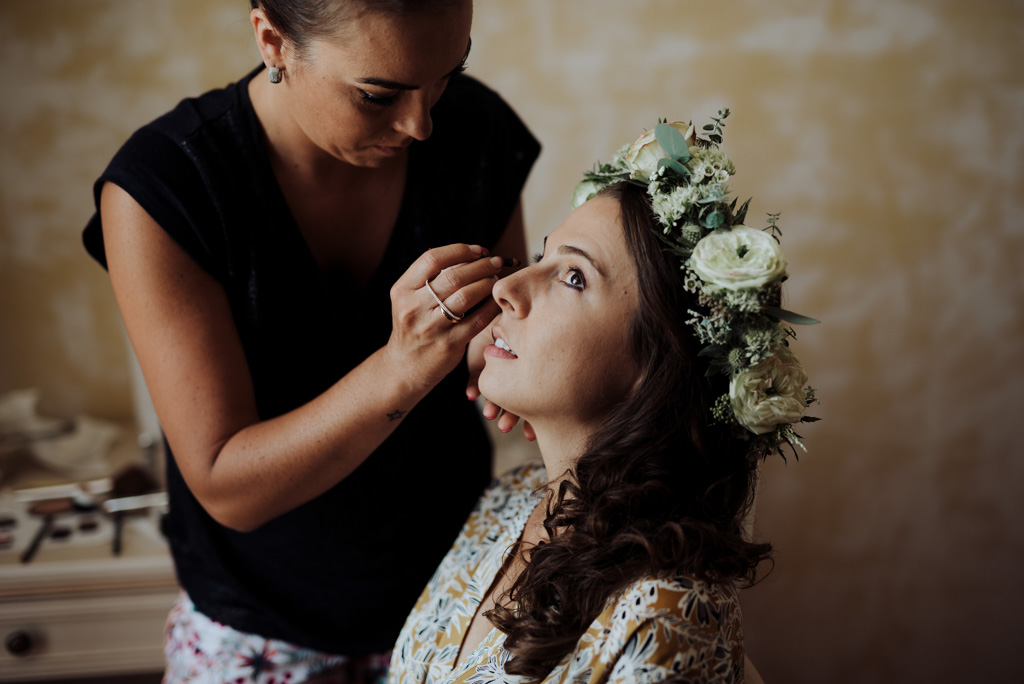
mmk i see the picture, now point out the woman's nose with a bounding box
[394,93,434,141]
[492,268,530,317]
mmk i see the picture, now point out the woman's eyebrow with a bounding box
[355,38,472,91]
[356,76,417,90]
[557,244,606,277]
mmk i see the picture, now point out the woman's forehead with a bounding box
[548,197,632,279]
[310,6,471,78]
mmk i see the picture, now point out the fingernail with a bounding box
[483,256,520,268]
[500,427,511,433]
[490,256,504,269]
[470,245,485,256]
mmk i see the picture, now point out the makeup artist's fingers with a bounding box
[394,243,487,292]
[482,401,534,440]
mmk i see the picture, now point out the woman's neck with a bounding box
[531,421,592,485]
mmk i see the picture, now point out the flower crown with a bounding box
[572,110,818,459]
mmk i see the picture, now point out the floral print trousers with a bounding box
[164,592,391,684]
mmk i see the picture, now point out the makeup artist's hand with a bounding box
[466,332,536,441]
[385,244,504,392]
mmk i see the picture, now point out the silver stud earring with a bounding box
[268,66,282,84]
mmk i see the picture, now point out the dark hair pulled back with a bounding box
[486,181,773,680]
[250,0,465,52]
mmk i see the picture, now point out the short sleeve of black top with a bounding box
[82,66,540,655]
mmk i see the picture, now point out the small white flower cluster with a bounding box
[650,183,701,232]
[570,112,818,459]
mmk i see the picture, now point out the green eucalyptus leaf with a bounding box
[698,195,731,204]
[703,211,724,229]
[655,123,690,162]
[698,344,725,358]
[765,306,820,325]
[658,158,690,179]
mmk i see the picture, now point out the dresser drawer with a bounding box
[0,589,177,680]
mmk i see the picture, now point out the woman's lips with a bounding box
[485,335,517,359]
[374,144,408,156]
[484,344,518,360]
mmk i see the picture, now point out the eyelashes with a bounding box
[359,90,399,108]
[357,63,467,109]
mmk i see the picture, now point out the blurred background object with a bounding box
[0,1,1021,682]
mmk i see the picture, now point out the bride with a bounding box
[389,115,816,683]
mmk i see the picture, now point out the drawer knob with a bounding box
[5,630,34,657]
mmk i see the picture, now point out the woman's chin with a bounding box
[477,374,520,418]
[477,376,503,407]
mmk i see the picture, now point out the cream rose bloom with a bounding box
[730,347,808,435]
[623,121,695,182]
[690,226,787,291]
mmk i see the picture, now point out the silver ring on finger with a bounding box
[424,279,464,323]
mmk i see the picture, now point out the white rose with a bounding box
[570,179,604,209]
[730,347,808,435]
[623,121,695,182]
[690,225,788,291]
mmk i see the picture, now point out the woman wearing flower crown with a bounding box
[388,116,816,683]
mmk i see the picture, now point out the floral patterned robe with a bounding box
[389,463,746,684]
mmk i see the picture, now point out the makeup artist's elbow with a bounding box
[211,503,272,533]
[195,491,270,533]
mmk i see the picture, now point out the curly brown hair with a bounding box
[485,181,772,680]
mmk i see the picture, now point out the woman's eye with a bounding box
[359,90,398,107]
[563,268,586,290]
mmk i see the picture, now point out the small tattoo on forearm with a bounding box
[387,409,406,421]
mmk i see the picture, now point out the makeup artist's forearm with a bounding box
[194,347,429,531]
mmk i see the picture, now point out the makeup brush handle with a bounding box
[112,512,124,556]
[20,514,54,564]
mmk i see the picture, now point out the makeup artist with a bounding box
[81,0,538,680]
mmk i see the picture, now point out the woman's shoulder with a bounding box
[493,460,547,489]
[100,67,261,186]
[86,66,267,271]
[141,66,260,144]
[563,576,743,682]
[602,575,741,631]
[472,461,547,515]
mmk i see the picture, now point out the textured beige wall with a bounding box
[1,1,1022,682]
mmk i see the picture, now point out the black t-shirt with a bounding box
[83,66,540,654]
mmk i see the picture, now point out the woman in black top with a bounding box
[83,0,539,679]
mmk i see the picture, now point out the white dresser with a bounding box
[0,431,177,681]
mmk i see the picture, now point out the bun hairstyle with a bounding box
[486,181,772,679]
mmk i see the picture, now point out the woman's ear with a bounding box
[250,8,287,72]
